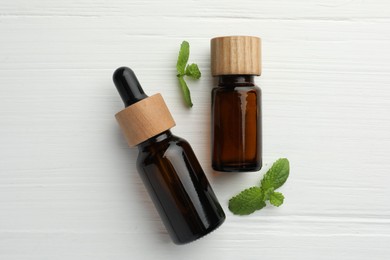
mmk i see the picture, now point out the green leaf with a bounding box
[269,192,284,207]
[229,187,266,215]
[185,63,201,79]
[261,158,290,191]
[176,41,189,75]
[178,76,193,107]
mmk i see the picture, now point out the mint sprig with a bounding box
[176,41,201,107]
[229,158,290,215]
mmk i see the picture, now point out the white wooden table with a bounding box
[1,1,389,259]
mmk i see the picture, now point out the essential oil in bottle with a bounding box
[113,67,225,244]
[210,36,262,172]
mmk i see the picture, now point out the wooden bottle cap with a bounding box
[115,93,176,147]
[211,36,261,76]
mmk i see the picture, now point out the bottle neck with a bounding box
[137,130,172,150]
[218,75,255,87]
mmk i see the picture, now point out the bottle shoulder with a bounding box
[212,85,261,97]
[137,134,190,162]
[213,84,261,92]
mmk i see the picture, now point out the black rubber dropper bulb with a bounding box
[113,67,148,107]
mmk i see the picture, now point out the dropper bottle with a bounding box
[113,67,225,245]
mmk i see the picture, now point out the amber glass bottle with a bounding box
[113,67,225,245]
[211,36,262,172]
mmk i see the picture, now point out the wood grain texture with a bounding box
[211,36,261,76]
[0,0,389,259]
[115,93,176,147]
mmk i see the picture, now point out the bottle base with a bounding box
[173,215,226,245]
[212,161,262,172]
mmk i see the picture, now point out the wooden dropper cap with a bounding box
[113,67,176,147]
[211,36,261,76]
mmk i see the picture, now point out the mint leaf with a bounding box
[261,158,289,191]
[176,41,189,75]
[229,187,266,215]
[185,63,201,79]
[178,76,193,107]
[269,192,284,207]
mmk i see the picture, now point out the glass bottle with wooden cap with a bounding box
[211,36,262,172]
[113,67,225,244]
